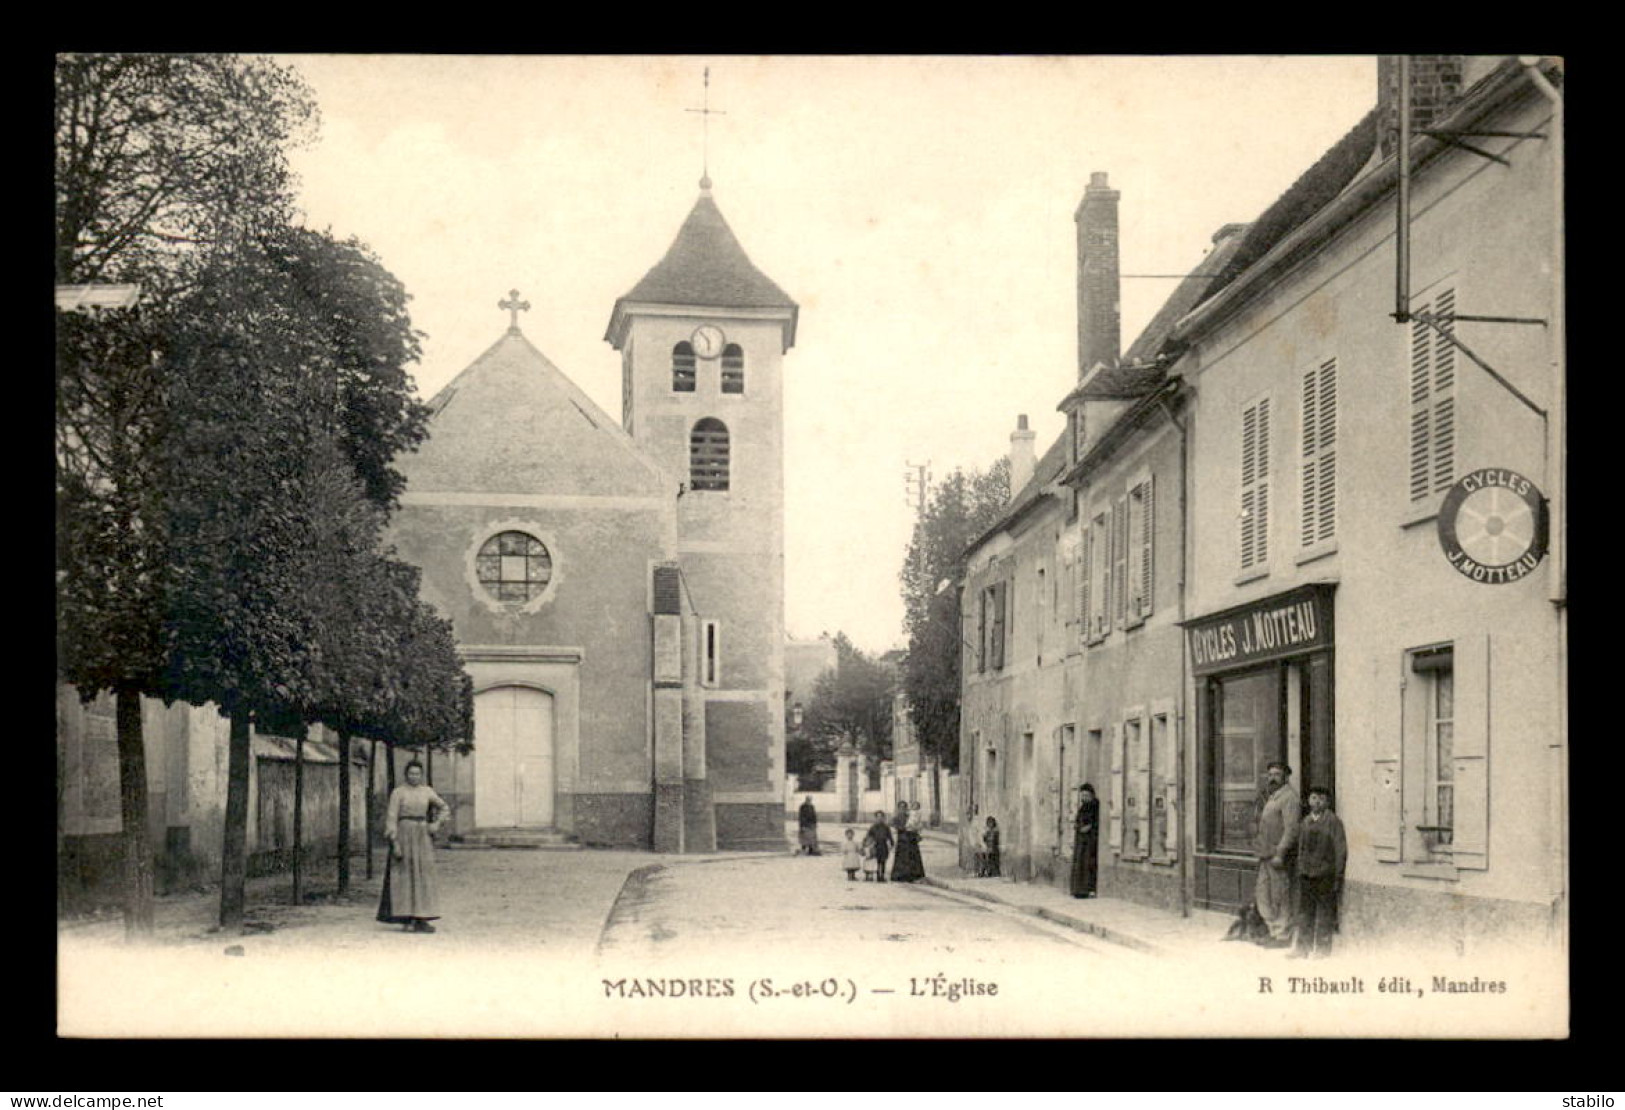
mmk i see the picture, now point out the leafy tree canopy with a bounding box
[899,457,1010,772]
[799,633,895,771]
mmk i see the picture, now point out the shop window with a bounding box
[1240,396,1272,571]
[1408,287,1456,502]
[1210,669,1281,854]
[672,342,697,392]
[689,418,730,491]
[721,343,745,393]
[1301,358,1338,546]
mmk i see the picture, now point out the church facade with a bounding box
[389,180,795,852]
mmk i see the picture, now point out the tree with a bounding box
[55,53,316,937]
[899,458,1010,781]
[798,634,894,775]
[157,225,433,931]
[55,53,315,290]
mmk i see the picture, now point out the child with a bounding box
[980,816,1001,878]
[840,827,862,881]
[861,831,879,881]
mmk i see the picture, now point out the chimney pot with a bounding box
[1009,414,1037,495]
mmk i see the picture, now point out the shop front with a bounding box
[1186,583,1335,913]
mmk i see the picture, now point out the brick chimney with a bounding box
[1009,413,1036,496]
[1075,171,1121,379]
[1378,55,1466,160]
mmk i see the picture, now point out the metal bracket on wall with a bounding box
[1409,311,1548,421]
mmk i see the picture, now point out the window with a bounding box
[1301,358,1338,546]
[1211,669,1280,854]
[1240,396,1272,571]
[689,418,730,491]
[1120,715,1146,859]
[1085,509,1110,642]
[1112,496,1129,629]
[1127,476,1155,621]
[1409,287,1456,501]
[985,580,1007,670]
[721,343,744,393]
[475,531,553,602]
[701,619,721,687]
[1071,409,1086,462]
[1414,647,1454,857]
[1035,566,1046,664]
[672,342,696,392]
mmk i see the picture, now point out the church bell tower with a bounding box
[605,172,798,851]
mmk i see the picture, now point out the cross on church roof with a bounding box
[499,289,531,333]
[684,66,726,190]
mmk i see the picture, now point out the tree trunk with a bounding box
[219,706,252,932]
[114,684,154,938]
[929,757,942,828]
[291,724,305,905]
[337,730,351,895]
[365,740,376,881]
[386,743,397,790]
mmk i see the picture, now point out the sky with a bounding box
[278,54,1377,655]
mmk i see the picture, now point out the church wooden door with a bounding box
[473,686,555,828]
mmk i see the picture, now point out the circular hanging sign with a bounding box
[1437,468,1548,584]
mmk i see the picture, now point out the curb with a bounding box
[919,876,1166,956]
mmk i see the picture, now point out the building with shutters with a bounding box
[959,174,1245,912]
[959,57,1565,948]
[388,176,796,852]
[1170,55,1565,945]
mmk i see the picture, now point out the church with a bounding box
[388,173,796,852]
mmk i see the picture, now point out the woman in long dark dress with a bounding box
[377,760,450,932]
[1070,783,1100,898]
[890,801,926,882]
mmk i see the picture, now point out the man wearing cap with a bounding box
[1254,760,1301,946]
[1291,785,1347,958]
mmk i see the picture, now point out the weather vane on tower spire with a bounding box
[685,66,726,191]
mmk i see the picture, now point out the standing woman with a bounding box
[377,759,450,933]
[1071,783,1100,898]
[890,800,925,883]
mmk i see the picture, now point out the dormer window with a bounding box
[672,342,697,392]
[690,418,730,491]
[721,343,745,394]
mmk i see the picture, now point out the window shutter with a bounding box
[1372,656,1403,862]
[1138,476,1155,617]
[1098,514,1113,639]
[1133,719,1152,859]
[976,588,987,673]
[1303,361,1338,545]
[1157,715,1179,860]
[1112,496,1128,628]
[991,581,1007,670]
[1108,721,1124,851]
[1255,401,1270,561]
[1240,398,1270,569]
[1078,528,1091,644]
[1451,633,1489,870]
[1301,366,1319,546]
[1409,288,1456,501]
[1318,359,1337,543]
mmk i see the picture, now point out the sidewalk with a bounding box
[796,815,1232,958]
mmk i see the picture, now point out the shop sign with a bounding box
[1186,584,1333,677]
[1437,467,1548,585]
